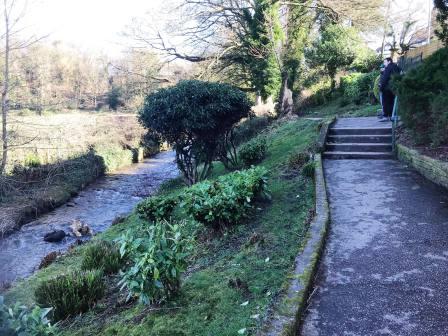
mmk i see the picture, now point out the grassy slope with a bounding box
[6,118,319,336]
[303,98,380,118]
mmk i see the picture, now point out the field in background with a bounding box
[0,111,160,235]
[5,111,146,171]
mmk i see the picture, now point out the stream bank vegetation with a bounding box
[4,113,319,335]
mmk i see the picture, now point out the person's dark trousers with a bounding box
[381,89,395,118]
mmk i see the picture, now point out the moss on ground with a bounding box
[6,118,319,336]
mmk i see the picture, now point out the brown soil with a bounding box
[396,128,448,162]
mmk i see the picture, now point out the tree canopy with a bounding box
[139,80,252,185]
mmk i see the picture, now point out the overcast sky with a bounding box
[21,0,434,57]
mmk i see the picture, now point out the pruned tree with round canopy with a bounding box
[139,80,252,185]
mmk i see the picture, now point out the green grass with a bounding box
[303,98,380,118]
[5,118,319,336]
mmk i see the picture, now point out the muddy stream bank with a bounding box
[0,151,178,284]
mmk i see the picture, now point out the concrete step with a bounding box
[329,128,392,136]
[323,151,395,160]
[325,143,393,153]
[327,135,392,144]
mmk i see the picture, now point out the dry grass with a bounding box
[5,111,146,171]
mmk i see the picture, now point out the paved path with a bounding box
[301,158,448,335]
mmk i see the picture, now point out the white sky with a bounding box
[27,0,167,56]
[19,0,435,57]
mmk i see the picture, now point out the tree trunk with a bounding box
[1,1,10,174]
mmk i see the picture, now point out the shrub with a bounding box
[180,167,269,230]
[233,117,271,146]
[301,161,316,178]
[139,80,252,185]
[302,79,333,107]
[393,48,448,145]
[116,220,191,304]
[239,137,268,166]
[340,71,379,105]
[287,151,310,171]
[34,270,105,321]
[136,195,178,222]
[81,241,123,275]
[24,153,41,168]
[0,296,57,335]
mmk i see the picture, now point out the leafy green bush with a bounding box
[136,195,178,222]
[180,167,269,230]
[139,80,252,185]
[239,137,267,166]
[0,296,57,335]
[340,71,379,105]
[116,220,191,304]
[302,79,333,107]
[34,270,105,321]
[301,161,316,178]
[24,153,41,168]
[393,48,448,145]
[81,241,123,275]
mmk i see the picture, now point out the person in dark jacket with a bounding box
[379,57,400,122]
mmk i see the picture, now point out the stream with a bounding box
[0,151,178,284]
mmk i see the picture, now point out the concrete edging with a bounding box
[316,117,336,153]
[397,144,448,190]
[258,153,330,336]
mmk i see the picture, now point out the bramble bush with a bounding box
[136,195,178,222]
[81,240,123,275]
[116,220,191,304]
[393,48,448,146]
[34,270,105,321]
[180,167,269,230]
[0,296,57,335]
[239,137,268,166]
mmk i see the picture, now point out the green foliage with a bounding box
[139,80,251,185]
[24,153,41,168]
[136,195,178,222]
[106,86,124,111]
[340,71,379,105]
[239,137,268,166]
[302,79,333,107]
[140,131,161,157]
[393,48,448,145]
[301,161,316,178]
[287,151,310,171]
[242,0,284,100]
[233,117,271,146]
[34,270,105,321]
[95,144,133,172]
[180,167,269,230]
[0,296,57,335]
[116,220,191,304]
[373,75,381,101]
[307,24,365,89]
[351,48,381,73]
[434,0,448,46]
[81,241,123,275]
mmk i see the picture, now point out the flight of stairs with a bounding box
[323,120,394,160]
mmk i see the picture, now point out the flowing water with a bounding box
[0,151,178,284]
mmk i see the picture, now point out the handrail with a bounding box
[391,96,399,151]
